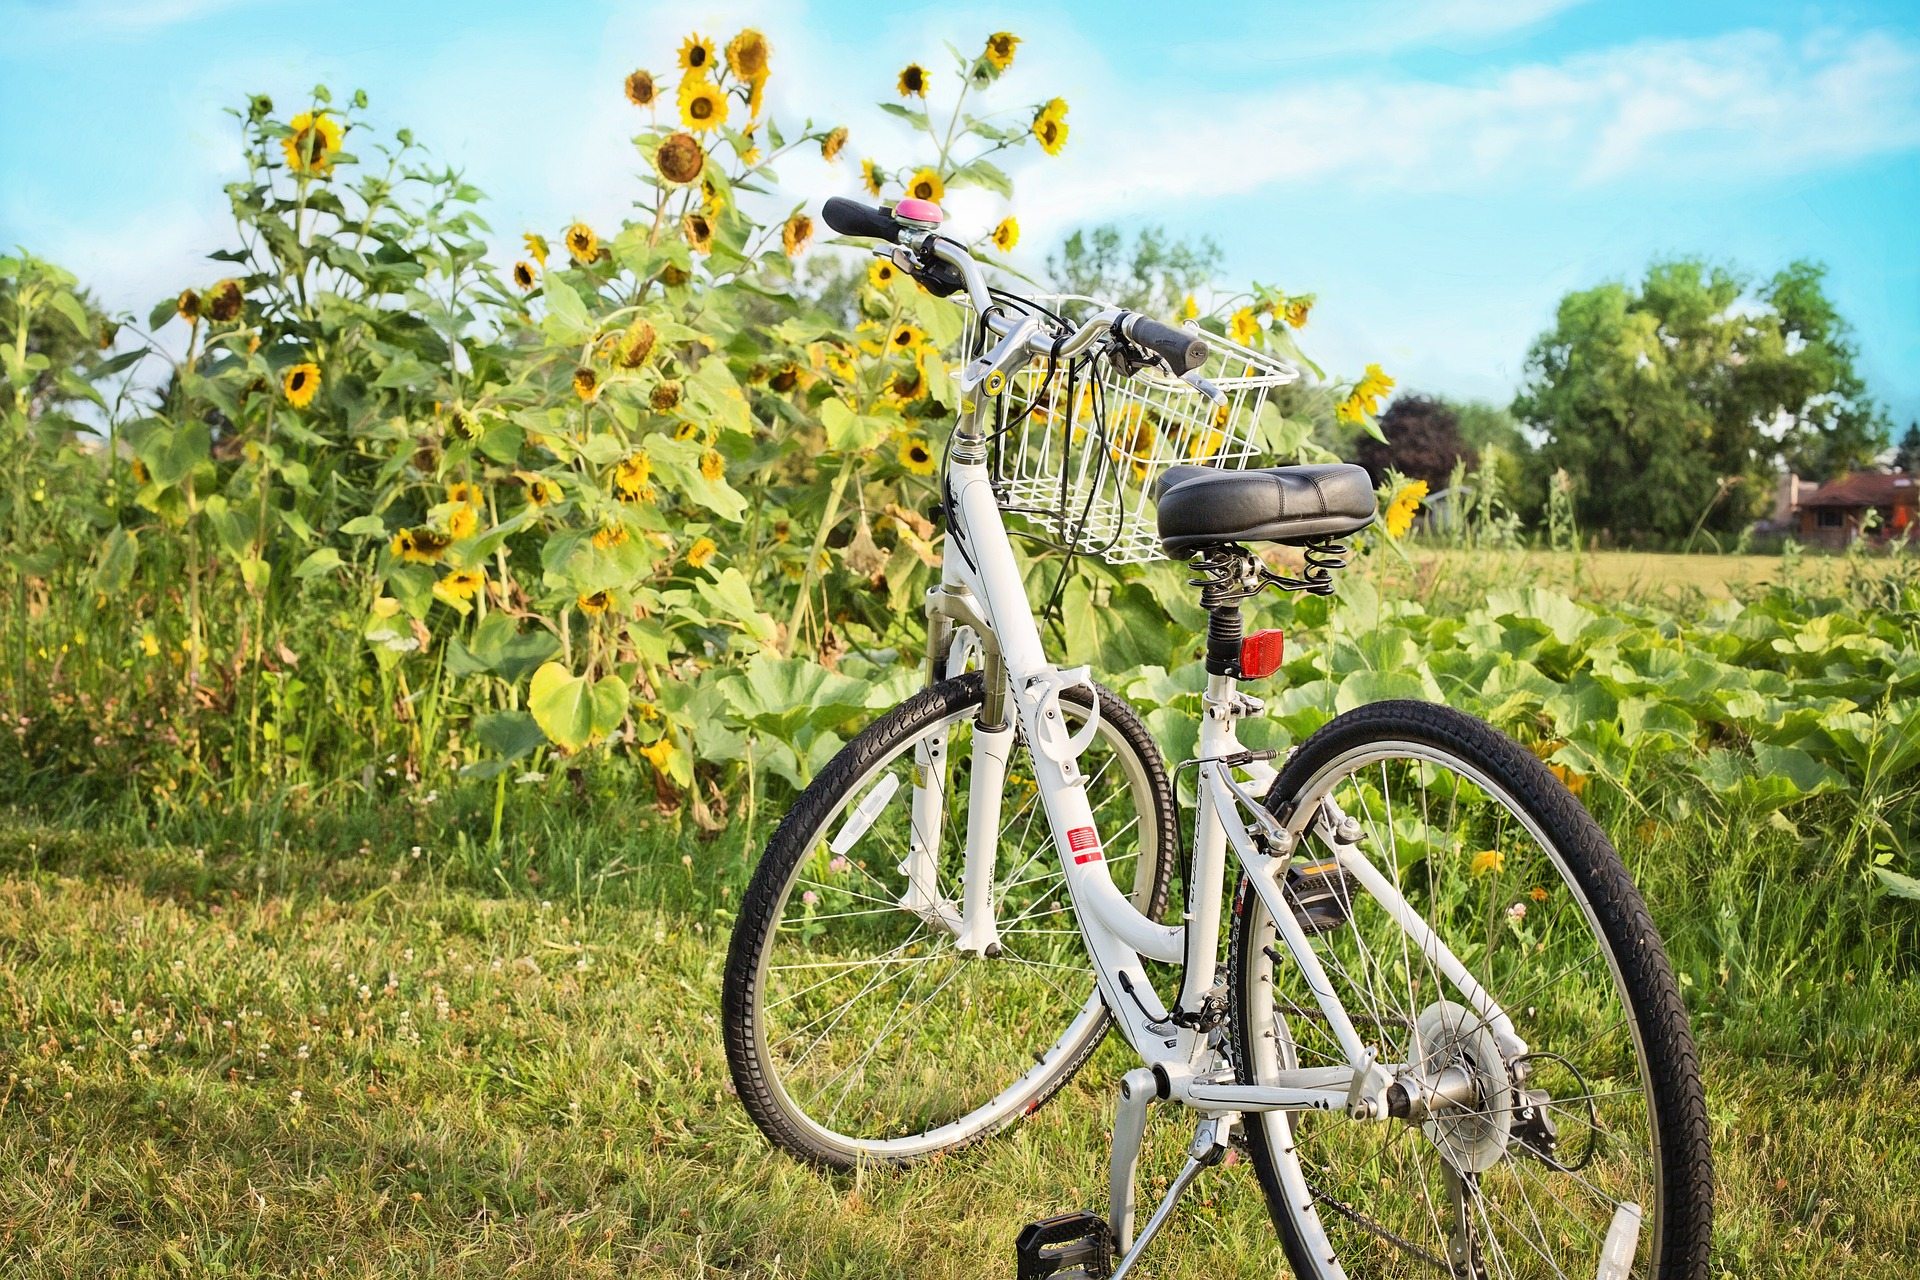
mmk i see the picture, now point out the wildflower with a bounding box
[687,536,717,568]
[655,132,704,185]
[565,222,599,265]
[141,631,160,657]
[897,63,928,98]
[820,125,847,163]
[515,470,562,506]
[283,110,343,175]
[781,211,813,256]
[905,168,943,204]
[614,452,652,499]
[176,288,202,323]
[617,318,657,369]
[861,158,883,197]
[577,590,612,616]
[1529,885,1549,903]
[991,217,1019,253]
[683,212,714,254]
[1506,901,1528,925]
[1383,479,1427,539]
[678,80,727,132]
[801,889,819,907]
[205,278,244,323]
[827,854,850,873]
[440,568,485,601]
[650,381,682,412]
[623,69,657,108]
[1229,308,1261,346]
[512,261,536,290]
[699,448,725,482]
[1470,848,1505,877]
[900,437,936,475]
[641,735,674,775]
[572,367,598,402]
[678,34,715,75]
[725,29,769,81]
[868,259,898,290]
[1032,99,1069,155]
[446,503,478,541]
[391,528,450,564]
[984,31,1019,71]
[282,362,321,408]
[523,233,549,266]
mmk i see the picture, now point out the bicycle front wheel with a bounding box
[1228,701,1712,1280]
[723,672,1176,1168]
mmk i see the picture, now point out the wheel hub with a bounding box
[1412,1000,1512,1174]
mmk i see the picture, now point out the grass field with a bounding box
[1396,546,1899,602]
[3,791,1916,1278]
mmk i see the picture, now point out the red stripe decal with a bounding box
[1073,850,1104,865]
[1067,826,1099,852]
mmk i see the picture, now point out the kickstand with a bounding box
[1109,1115,1233,1280]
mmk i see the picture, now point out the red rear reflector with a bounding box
[1240,629,1285,679]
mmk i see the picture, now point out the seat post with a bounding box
[1204,601,1243,678]
[1190,544,1260,679]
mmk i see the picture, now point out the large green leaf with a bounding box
[528,662,628,751]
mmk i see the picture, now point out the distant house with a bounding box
[1794,472,1916,548]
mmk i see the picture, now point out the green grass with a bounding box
[2,794,1916,1278]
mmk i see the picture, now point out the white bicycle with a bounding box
[723,196,1712,1280]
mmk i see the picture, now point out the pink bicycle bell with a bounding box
[893,197,944,229]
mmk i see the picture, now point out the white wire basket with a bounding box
[959,295,1300,565]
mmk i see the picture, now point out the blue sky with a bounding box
[3,0,1917,432]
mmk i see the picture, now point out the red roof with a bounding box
[1799,471,1917,508]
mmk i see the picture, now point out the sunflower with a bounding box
[282,362,321,408]
[990,216,1019,253]
[624,68,657,108]
[650,380,682,412]
[654,132,704,185]
[447,480,483,506]
[592,524,629,550]
[440,568,485,601]
[614,451,652,499]
[899,437,936,475]
[563,222,598,266]
[701,173,726,213]
[781,211,813,256]
[514,470,562,506]
[699,448,725,482]
[640,735,674,775]
[686,536,718,569]
[617,318,657,369]
[499,260,531,293]
[725,28,769,80]
[861,158,884,196]
[659,263,691,288]
[1229,308,1261,346]
[984,32,1019,71]
[1284,297,1313,329]
[1031,99,1069,155]
[867,258,899,290]
[1336,362,1395,424]
[205,278,244,323]
[1177,294,1198,323]
[446,503,479,541]
[889,321,926,354]
[390,527,450,564]
[904,168,944,204]
[744,78,766,125]
[283,110,344,175]
[887,364,927,403]
[572,367,599,402]
[897,63,928,97]
[678,34,715,75]
[176,288,202,323]
[523,232,549,266]
[1382,478,1428,538]
[673,419,701,442]
[820,125,847,163]
[678,79,728,133]
[769,362,802,393]
[446,406,481,441]
[577,590,612,616]
[683,211,714,254]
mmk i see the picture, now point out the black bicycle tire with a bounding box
[723,671,1178,1169]
[1226,700,1713,1279]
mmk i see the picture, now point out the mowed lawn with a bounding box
[1397,546,1901,602]
[2,812,1917,1278]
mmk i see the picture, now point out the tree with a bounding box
[1047,224,1220,316]
[1896,422,1920,474]
[1354,395,1477,489]
[1512,259,1887,540]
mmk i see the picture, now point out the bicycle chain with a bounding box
[1298,1169,1457,1277]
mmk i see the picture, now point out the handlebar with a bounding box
[821,197,1213,382]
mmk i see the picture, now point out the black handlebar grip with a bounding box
[1123,314,1209,376]
[821,197,900,244]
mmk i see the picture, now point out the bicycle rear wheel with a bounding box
[1227,701,1711,1279]
[723,672,1175,1168]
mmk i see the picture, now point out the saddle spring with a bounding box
[1185,537,1350,605]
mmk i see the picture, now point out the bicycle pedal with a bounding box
[1015,1211,1114,1280]
[1285,859,1356,935]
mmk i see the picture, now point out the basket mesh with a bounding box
[960,297,1299,564]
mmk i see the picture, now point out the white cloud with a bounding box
[1009,27,1920,233]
